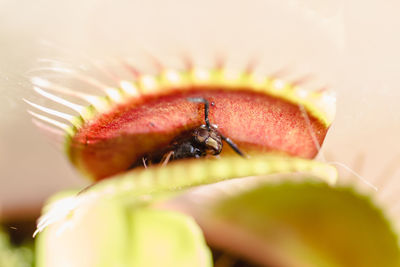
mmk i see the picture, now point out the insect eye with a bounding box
[194,127,209,143]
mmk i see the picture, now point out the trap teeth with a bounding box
[105,88,124,103]
[32,86,86,116]
[191,68,211,84]
[220,69,242,86]
[24,99,75,123]
[119,80,140,97]
[139,75,158,94]
[163,69,182,85]
[293,87,309,99]
[272,79,288,91]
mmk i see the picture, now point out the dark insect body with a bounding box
[173,97,244,159]
[137,97,244,168]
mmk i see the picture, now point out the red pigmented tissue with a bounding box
[70,88,327,180]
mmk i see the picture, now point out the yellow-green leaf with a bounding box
[212,182,400,267]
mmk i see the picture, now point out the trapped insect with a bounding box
[140,97,245,167]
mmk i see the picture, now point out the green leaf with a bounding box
[36,193,211,267]
[0,228,33,267]
[212,181,400,267]
[61,155,337,210]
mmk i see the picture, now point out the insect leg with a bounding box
[161,151,174,167]
[142,157,148,169]
[220,134,245,157]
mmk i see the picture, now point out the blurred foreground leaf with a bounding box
[211,182,400,267]
[0,228,33,267]
[34,174,400,266]
[36,194,211,267]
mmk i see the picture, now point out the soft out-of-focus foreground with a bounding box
[1,0,400,266]
[1,0,400,220]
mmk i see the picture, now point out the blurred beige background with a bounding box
[1,0,400,217]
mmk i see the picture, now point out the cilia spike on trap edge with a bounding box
[28,57,341,237]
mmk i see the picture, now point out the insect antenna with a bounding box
[187,97,211,129]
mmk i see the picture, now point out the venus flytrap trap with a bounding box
[25,56,400,266]
[36,193,213,267]
[199,181,400,266]
[27,59,334,180]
